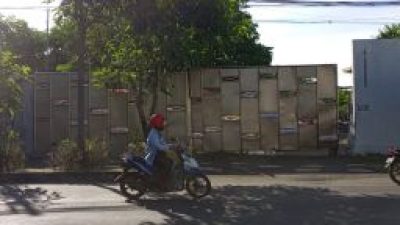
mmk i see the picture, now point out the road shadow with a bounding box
[198,154,385,175]
[137,185,400,225]
[0,185,63,216]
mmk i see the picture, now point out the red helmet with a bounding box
[149,113,165,129]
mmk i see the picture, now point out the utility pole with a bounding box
[75,0,87,165]
[46,0,50,71]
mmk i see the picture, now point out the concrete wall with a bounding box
[352,39,400,154]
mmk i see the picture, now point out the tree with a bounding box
[378,23,400,39]
[0,51,30,171]
[338,88,351,121]
[56,0,272,137]
[0,15,47,71]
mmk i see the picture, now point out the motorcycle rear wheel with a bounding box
[119,173,146,199]
[185,174,211,199]
[389,159,400,185]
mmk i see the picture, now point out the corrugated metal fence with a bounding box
[190,65,337,154]
[31,65,337,158]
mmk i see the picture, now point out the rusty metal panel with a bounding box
[192,139,203,153]
[109,90,129,157]
[222,120,241,153]
[34,73,50,119]
[259,67,278,113]
[202,69,220,89]
[35,119,51,155]
[167,72,187,106]
[201,85,221,153]
[90,85,108,108]
[241,98,259,133]
[242,133,260,153]
[298,123,318,150]
[69,84,89,121]
[110,134,128,159]
[221,68,240,80]
[166,72,187,141]
[240,68,259,151]
[297,67,317,119]
[221,81,240,115]
[279,96,297,129]
[202,90,221,128]
[69,120,89,143]
[279,94,298,151]
[166,107,187,141]
[51,105,69,143]
[317,65,337,100]
[318,105,337,145]
[89,85,109,141]
[279,133,298,151]
[317,65,337,148]
[109,90,128,127]
[203,130,222,152]
[221,77,240,152]
[191,99,203,133]
[260,115,279,151]
[51,74,70,144]
[69,83,89,142]
[34,73,51,154]
[240,68,259,91]
[278,66,297,91]
[190,70,202,98]
[89,115,109,141]
[297,66,318,149]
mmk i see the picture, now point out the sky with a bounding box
[1,0,400,86]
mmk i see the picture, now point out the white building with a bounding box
[352,39,400,154]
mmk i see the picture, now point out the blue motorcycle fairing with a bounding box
[184,167,204,176]
[125,156,153,175]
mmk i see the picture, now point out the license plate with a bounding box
[386,157,395,168]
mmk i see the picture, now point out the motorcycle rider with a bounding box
[144,113,175,189]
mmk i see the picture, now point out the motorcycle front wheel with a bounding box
[119,173,146,199]
[389,159,400,185]
[185,174,211,199]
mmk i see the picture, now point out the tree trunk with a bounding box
[136,78,149,141]
[75,0,87,165]
[150,71,159,115]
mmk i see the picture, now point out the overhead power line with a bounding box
[254,19,400,24]
[0,6,57,10]
[248,1,400,7]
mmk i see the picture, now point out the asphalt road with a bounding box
[1,174,400,225]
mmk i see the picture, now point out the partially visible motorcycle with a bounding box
[385,146,400,185]
[114,144,211,199]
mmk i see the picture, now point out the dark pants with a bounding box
[153,152,173,188]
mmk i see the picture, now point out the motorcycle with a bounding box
[114,145,211,199]
[385,146,400,185]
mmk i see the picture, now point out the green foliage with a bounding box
[85,138,109,168]
[54,0,272,135]
[0,15,47,71]
[338,89,352,121]
[52,139,80,170]
[128,131,146,156]
[0,51,30,122]
[49,15,78,71]
[0,130,25,172]
[52,138,109,170]
[0,51,29,172]
[55,63,74,72]
[378,23,400,39]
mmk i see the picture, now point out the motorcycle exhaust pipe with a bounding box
[114,174,124,182]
